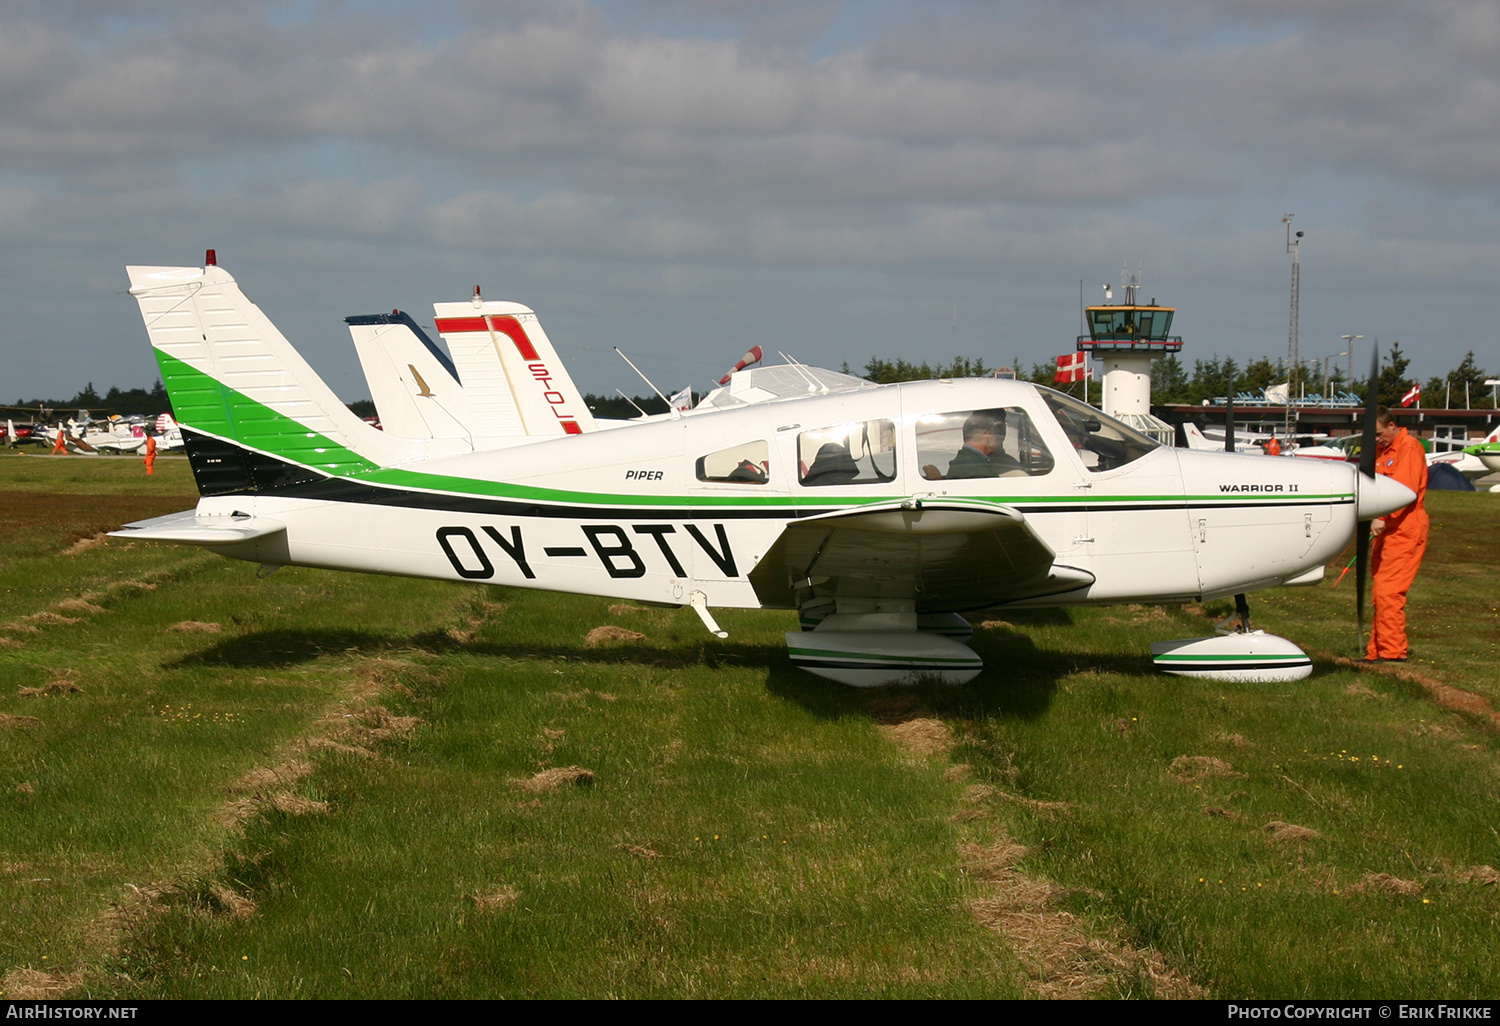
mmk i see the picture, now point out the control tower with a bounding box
[1076,273,1180,445]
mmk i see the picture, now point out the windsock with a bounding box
[719,345,763,385]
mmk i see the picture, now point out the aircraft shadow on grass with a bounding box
[163,607,1166,726]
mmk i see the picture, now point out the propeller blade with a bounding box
[1359,345,1379,478]
[1224,380,1235,452]
[1355,343,1380,652]
[1356,520,1370,645]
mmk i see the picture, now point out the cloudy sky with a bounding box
[4,0,1499,405]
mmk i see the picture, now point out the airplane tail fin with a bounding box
[127,261,420,496]
[1182,422,1214,450]
[346,311,475,444]
[433,297,596,443]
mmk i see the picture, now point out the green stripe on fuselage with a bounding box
[155,350,379,476]
[156,350,1355,512]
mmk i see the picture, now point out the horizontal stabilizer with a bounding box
[109,509,286,546]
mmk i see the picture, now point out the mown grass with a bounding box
[2,454,1497,998]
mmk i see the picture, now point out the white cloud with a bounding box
[3,0,1500,399]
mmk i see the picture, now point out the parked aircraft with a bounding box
[345,297,599,449]
[346,303,872,444]
[67,412,150,455]
[111,258,1414,686]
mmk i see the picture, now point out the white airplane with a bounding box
[345,310,472,443]
[345,304,858,442]
[1432,425,1500,481]
[1296,427,1500,484]
[345,297,597,450]
[153,412,186,452]
[1185,422,1330,455]
[1181,422,1264,454]
[110,258,1415,686]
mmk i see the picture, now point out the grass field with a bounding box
[2,449,1498,999]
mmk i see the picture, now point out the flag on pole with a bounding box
[668,385,693,412]
[1054,352,1087,383]
[1400,383,1421,408]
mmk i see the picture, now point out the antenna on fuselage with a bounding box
[615,389,648,419]
[776,353,826,394]
[613,347,680,419]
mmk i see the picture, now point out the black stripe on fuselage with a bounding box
[1158,660,1312,671]
[187,434,1354,522]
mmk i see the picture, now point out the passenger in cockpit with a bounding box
[947,411,1024,478]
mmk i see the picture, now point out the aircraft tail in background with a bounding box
[346,311,476,445]
[433,296,596,444]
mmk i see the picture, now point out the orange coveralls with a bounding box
[143,434,157,475]
[1366,427,1428,660]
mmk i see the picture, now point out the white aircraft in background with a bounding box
[111,256,1414,687]
[1295,427,1500,485]
[345,305,842,443]
[344,297,596,449]
[58,412,150,455]
[1429,425,1500,482]
[1184,422,1330,455]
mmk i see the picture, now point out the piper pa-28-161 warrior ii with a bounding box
[110,255,1415,687]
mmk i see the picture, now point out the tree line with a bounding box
[19,347,1494,423]
[9,381,170,419]
[849,348,1496,410]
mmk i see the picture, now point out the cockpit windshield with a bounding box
[1037,388,1159,472]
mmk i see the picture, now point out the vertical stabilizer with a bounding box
[127,263,421,494]
[346,312,475,445]
[434,301,597,442]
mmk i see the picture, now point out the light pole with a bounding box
[1323,350,1349,397]
[1339,334,1363,395]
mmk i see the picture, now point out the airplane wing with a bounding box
[109,510,286,546]
[748,499,1093,613]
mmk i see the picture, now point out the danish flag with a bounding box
[1400,383,1421,408]
[1054,352,1090,384]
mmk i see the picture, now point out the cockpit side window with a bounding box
[914,407,1054,481]
[797,419,898,486]
[1038,388,1159,472]
[696,440,770,484]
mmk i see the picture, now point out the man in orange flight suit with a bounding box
[1366,407,1428,663]
[143,434,157,476]
[52,428,67,454]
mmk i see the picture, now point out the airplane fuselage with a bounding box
[188,378,1358,611]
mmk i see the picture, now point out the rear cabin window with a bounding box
[696,440,770,484]
[914,408,1055,481]
[797,419,898,486]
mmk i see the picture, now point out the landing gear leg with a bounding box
[1216,593,1252,634]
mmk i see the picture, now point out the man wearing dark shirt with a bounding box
[948,411,1024,478]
